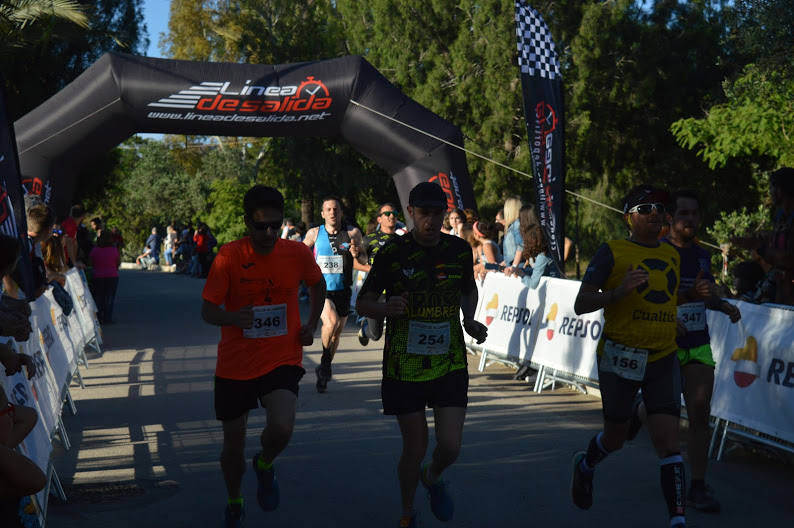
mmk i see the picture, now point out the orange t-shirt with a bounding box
[202,237,323,380]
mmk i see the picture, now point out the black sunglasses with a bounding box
[249,219,282,231]
[379,211,397,217]
[627,203,666,215]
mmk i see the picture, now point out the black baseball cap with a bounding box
[408,181,447,209]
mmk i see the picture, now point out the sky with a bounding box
[139,1,171,138]
[142,0,170,59]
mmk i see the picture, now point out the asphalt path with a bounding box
[47,269,794,527]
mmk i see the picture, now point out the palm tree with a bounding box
[0,0,88,55]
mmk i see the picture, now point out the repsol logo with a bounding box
[557,317,603,340]
[768,359,794,387]
[499,306,533,326]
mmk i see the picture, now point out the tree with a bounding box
[2,0,148,121]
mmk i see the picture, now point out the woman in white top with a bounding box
[446,208,466,237]
[164,224,178,266]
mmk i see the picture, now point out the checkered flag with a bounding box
[515,1,561,80]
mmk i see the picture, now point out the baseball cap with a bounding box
[408,181,447,209]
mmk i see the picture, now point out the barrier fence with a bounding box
[1,268,103,528]
[468,273,794,459]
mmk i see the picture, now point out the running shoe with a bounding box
[358,324,370,346]
[420,463,453,521]
[223,503,244,527]
[626,392,644,442]
[315,365,330,393]
[399,512,418,528]
[252,454,279,511]
[369,318,384,340]
[570,451,594,510]
[688,483,720,513]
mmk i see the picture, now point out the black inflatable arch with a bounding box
[14,53,476,218]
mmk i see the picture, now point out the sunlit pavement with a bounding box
[47,270,794,527]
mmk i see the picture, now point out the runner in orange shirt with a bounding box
[201,185,325,527]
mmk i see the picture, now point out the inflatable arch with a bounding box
[14,53,476,218]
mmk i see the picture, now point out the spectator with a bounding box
[40,225,68,287]
[730,167,794,304]
[473,220,502,267]
[145,227,161,266]
[502,197,523,267]
[494,209,506,244]
[89,230,120,324]
[280,218,295,239]
[136,247,155,270]
[447,208,466,237]
[89,217,103,242]
[291,221,306,242]
[194,224,210,278]
[5,203,54,299]
[463,208,478,225]
[505,224,562,288]
[61,204,84,267]
[110,227,124,250]
[0,385,46,528]
[0,235,32,343]
[164,224,177,267]
[461,224,480,264]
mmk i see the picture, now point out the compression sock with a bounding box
[581,432,610,471]
[660,453,686,524]
[320,346,333,370]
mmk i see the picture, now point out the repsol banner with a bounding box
[515,2,565,270]
[531,277,601,380]
[14,53,476,218]
[708,301,794,445]
[475,272,543,363]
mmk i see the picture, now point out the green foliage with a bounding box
[671,65,794,169]
[1,0,148,121]
[204,178,251,246]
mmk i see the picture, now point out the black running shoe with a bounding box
[358,325,369,346]
[688,483,720,513]
[626,392,644,442]
[570,451,593,510]
[315,365,330,393]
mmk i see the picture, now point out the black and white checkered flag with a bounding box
[515,1,561,80]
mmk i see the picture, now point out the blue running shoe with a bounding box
[420,464,453,522]
[252,454,279,511]
[223,503,244,527]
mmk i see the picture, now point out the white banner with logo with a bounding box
[530,278,602,380]
[65,268,99,341]
[1,371,52,526]
[707,300,794,445]
[474,272,543,363]
[39,290,77,392]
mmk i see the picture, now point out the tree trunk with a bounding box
[301,194,313,226]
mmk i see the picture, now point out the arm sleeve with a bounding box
[523,253,551,289]
[581,243,614,288]
[459,239,476,294]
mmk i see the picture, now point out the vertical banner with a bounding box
[515,2,566,269]
[0,73,35,297]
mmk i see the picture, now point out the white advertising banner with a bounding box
[65,268,99,341]
[1,373,52,526]
[474,272,542,363]
[707,300,794,445]
[39,291,77,391]
[530,277,602,381]
[12,337,61,439]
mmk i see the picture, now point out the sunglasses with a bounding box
[379,211,397,217]
[0,402,14,419]
[249,219,282,231]
[627,203,666,215]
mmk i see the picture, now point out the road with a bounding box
[47,269,794,527]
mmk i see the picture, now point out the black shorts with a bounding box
[214,365,305,421]
[597,351,681,422]
[326,288,352,317]
[381,368,469,415]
